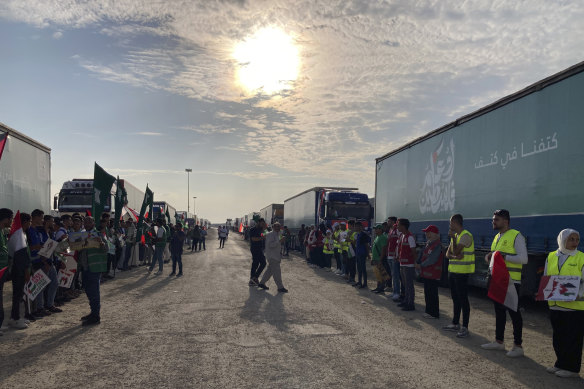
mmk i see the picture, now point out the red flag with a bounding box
[86,209,92,217]
[0,266,7,280]
[0,131,7,161]
[488,251,519,311]
[239,223,243,233]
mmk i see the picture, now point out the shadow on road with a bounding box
[240,288,289,332]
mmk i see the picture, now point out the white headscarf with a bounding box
[557,228,579,256]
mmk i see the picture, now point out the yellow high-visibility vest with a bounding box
[545,250,584,311]
[491,229,522,282]
[448,229,475,274]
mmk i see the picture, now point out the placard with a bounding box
[536,275,582,301]
[38,238,58,258]
[24,269,51,300]
[58,269,76,288]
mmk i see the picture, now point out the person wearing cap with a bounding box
[481,209,528,358]
[544,229,584,378]
[444,214,474,338]
[258,222,288,293]
[370,224,388,292]
[396,218,417,311]
[417,225,444,319]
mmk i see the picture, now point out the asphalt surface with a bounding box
[1,228,582,388]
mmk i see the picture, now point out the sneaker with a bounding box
[169,272,176,277]
[249,279,258,287]
[176,273,183,277]
[392,294,401,301]
[547,366,561,374]
[81,315,101,326]
[80,314,92,321]
[359,284,368,289]
[456,326,469,338]
[48,306,63,313]
[442,324,460,332]
[423,313,438,319]
[555,369,580,378]
[481,341,506,351]
[257,283,269,290]
[24,313,38,322]
[8,318,28,330]
[277,288,289,293]
[506,346,524,358]
[154,270,162,275]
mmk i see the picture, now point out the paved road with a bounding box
[1,229,582,388]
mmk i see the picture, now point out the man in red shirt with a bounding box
[397,218,417,311]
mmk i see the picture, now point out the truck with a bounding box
[283,187,372,232]
[57,178,144,216]
[0,123,51,213]
[176,211,193,226]
[374,60,584,295]
[153,201,176,225]
[259,203,284,225]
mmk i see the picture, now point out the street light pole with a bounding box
[185,168,192,214]
[193,196,197,220]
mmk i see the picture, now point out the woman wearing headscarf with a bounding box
[544,229,584,378]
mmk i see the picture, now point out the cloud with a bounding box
[2,0,584,197]
[52,31,62,39]
[134,131,163,136]
[106,167,278,180]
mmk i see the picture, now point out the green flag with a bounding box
[92,163,116,220]
[114,177,127,229]
[137,185,153,240]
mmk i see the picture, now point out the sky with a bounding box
[1,0,583,224]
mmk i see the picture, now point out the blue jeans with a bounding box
[171,252,183,274]
[391,259,401,296]
[356,254,367,285]
[82,270,101,317]
[149,246,165,272]
[44,264,58,308]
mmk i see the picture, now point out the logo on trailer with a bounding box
[419,138,455,215]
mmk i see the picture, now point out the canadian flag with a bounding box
[7,210,28,257]
[488,251,519,311]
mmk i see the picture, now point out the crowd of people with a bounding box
[243,210,583,379]
[0,207,198,332]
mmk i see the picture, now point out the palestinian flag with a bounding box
[488,251,519,312]
[7,210,27,257]
[0,131,7,162]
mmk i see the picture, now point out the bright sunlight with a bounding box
[233,27,300,95]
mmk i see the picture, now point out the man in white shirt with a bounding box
[258,223,288,293]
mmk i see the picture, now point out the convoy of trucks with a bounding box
[259,203,284,225]
[153,201,177,225]
[0,123,51,213]
[374,60,584,294]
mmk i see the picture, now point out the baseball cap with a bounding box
[422,225,439,234]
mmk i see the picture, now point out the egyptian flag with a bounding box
[0,131,7,162]
[488,251,519,311]
[7,210,27,258]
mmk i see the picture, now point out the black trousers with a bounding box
[333,249,341,269]
[219,237,226,248]
[449,273,470,327]
[250,249,266,279]
[550,309,584,373]
[423,278,440,318]
[11,265,26,320]
[348,256,357,281]
[494,283,522,345]
[324,253,332,268]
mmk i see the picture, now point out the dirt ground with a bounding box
[1,229,582,388]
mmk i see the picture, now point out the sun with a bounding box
[233,27,300,95]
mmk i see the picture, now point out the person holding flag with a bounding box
[481,209,528,358]
[7,212,32,329]
[544,229,584,378]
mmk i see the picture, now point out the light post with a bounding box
[185,168,192,214]
[193,196,197,221]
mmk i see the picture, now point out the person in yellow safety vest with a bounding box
[481,209,528,358]
[323,230,335,271]
[332,223,343,274]
[544,229,584,379]
[443,214,474,338]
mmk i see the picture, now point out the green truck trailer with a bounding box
[375,61,584,295]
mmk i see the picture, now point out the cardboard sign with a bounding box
[58,269,76,288]
[536,275,582,301]
[68,231,103,251]
[24,269,51,300]
[38,238,58,258]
